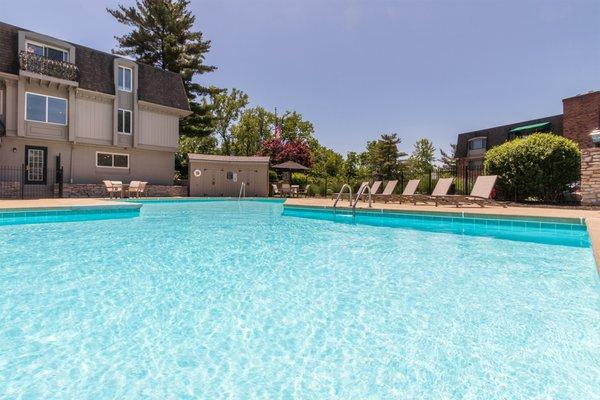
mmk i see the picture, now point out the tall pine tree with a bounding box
[108,0,218,136]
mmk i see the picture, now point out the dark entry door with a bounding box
[25,146,48,185]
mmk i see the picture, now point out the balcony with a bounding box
[19,51,78,82]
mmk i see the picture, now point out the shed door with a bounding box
[193,168,217,196]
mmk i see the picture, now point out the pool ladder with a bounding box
[332,183,372,217]
[333,184,353,210]
[353,183,372,211]
[238,182,246,199]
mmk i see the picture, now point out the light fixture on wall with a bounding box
[12,147,17,153]
[590,128,600,147]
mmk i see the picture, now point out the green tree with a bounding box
[439,143,457,171]
[175,135,218,178]
[231,107,274,156]
[210,88,249,155]
[108,0,218,137]
[361,133,406,180]
[279,111,317,147]
[343,151,360,182]
[310,145,344,194]
[408,138,436,177]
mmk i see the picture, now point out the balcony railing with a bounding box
[19,51,79,82]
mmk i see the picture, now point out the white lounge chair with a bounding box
[435,175,506,207]
[406,177,454,204]
[128,181,142,198]
[138,182,147,197]
[271,183,281,197]
[371,180,399,203]
[103,180,122,199]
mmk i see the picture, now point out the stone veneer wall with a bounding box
[0,182,21,199]
[580,148,600,205]
[59,183,188,198]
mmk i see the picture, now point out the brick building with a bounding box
[455,91,600,204]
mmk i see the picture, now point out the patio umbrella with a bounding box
[271,161,309,172]
[271,161,309,183]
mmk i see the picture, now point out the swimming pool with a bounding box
[0,200,598,398]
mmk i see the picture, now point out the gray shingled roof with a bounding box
[0,21,190,111]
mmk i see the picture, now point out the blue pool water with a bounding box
[0,201,598,399]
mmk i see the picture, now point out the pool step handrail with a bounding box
[333,184,353,209]
[353,183,372,210]
[238,182,246,199]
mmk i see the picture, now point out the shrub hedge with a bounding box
[484,133,580,202]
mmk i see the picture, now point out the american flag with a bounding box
[274,123,281,139]
[274,107,281,139]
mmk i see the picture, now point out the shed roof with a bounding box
[188,154,270,163]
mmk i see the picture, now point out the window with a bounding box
[118,109,132,134]
[468,137,486,151]
[25,92,67,125]
[25,41,68,62]
[117,66,132,91]
[226,171,234,180]
[96,152,129,169]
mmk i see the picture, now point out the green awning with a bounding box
[509,122,550,133]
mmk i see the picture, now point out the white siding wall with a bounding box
[75,98,113,143]
[138,109,179,149]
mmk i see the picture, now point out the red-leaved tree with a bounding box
[258,138,313,167]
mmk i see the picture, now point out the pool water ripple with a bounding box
[0,201,598,399]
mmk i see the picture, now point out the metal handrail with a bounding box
[333,183,353,208]
[238,182,246,199]
[353,183,372,209]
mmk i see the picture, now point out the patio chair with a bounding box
[128,181,142,198]
[405,178,454,204]
[271,183,281,197]
[371,180,399,203]
[298,184,311,197]
[139,182,147,197]
[291,185,300,197]
[434,175,506,207]
[281,183,292,197]
[103,180,122,199]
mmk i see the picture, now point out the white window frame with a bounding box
[468,136,487,151]
[117,109,132,134]
[25,40,69,62]
[117,66,133,92]
[95,151,130,169]
[25,92,68,126]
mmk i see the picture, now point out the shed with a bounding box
[188,154,270,197]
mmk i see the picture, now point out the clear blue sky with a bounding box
[4,0,599,156]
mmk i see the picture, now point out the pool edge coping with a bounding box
[0,201,141,213]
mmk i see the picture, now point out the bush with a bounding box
[291,172,308,186]
[484,133,580,202]
[268,170,279,183]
